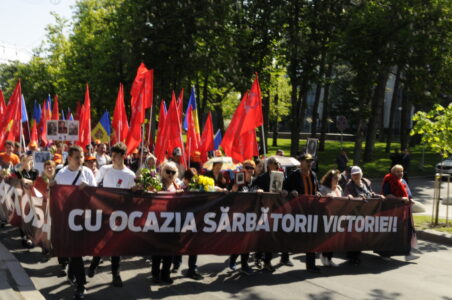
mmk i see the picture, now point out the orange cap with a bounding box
[52,153,62,164]
[85,155,96,161]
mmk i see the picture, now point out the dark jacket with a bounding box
[344,178,375,198]
[205,170,226,188]
[283,169,318,195]
[253,172,271,192]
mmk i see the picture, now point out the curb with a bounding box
[0,242,45,300]
[417,229,452,247]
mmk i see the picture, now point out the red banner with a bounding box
[49,185,411,257]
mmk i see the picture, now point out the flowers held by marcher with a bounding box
[135,168,163,192]
[188,175,215,192]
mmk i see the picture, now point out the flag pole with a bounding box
[261,124,267,171]
[140,123,145,167]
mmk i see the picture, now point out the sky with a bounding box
[0,0,75,63]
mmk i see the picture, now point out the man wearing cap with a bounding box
[84,155,98,177]
[344,166,380,265]
[282,153,320,273]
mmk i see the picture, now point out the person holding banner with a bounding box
[282,153,320,273]
[379,164,419,261]
[252,156,281,272]
[54,145,97,300]
[13,152,39,248]
[88,142,136,288]
[228,159,257,275]
[151,161,182,285]
[344,166,381,266]
[318,169,343,267]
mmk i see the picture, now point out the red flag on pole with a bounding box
[0,81,22,148]
[154,100,167,163]
[75,101,81,120]
[200,112,214,162]
[131,63,153,110]
[112,83,129,144]
[239,75,263,135]
[52,95,59,120]
[77,84,92,149]
[125,88,145,155]
[30,121,38,144]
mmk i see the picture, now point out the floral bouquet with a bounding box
[188,175,215,192]
[135,168,163,192]
[0,167,12,179]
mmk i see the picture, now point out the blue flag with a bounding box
[61,109,66,120]
[21,95,28,123]
[99,110,111,135]
[214,129,222,150]
[32,100,41,124]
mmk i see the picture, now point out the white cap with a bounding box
[350,166,362,175]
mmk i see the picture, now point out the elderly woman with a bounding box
[379,164,419,261]
[151,162,182,285]
[227,159,257,275]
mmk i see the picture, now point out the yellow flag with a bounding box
[91,122,110,143]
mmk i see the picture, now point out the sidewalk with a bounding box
[0,240,45,300]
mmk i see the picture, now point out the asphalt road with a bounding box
[1,225,452,300]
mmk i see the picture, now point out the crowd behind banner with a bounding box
[0,139,419,300]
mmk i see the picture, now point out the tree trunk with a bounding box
[363,70,389,162]
[310,51,326,138]
[214,97,225,134]
[272,94,279,147]
[200,74,209,126]
[289,82,301,156]
[260,92,270,154]
[400,86,410,151]
[385,67,401,153]
[319,61,333,151]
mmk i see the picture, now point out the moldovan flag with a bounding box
[91,111,111,143]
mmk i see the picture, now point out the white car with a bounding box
[436,157,452,176]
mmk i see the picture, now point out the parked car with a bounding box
[435,157,452,176]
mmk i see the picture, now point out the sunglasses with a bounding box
[165,170,176,175]
[244,166,255,170]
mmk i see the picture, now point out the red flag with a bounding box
[200,112,214,162]
[39,102,48,145]
[0,90,6,120]
[131,63,153,110]
[240,75,263,135]
[30,121,38,144]
[154,100,167,163]
[112,83,129,144]
[75,101,81,120]
[158,95,186,167]
[125,88,145,155]
[0,81,22,148]
[52,95,59,120]
[221,75,263,162]
[185,106,200,161]
[77,85,92,149]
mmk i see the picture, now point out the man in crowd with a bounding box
[0,140,20,168]
[88,142,136,287]
[283,153,320,273]
[54,145,97,300]
[171,147,186,179]
[95,143,111,168]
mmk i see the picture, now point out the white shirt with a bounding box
[96,164,135,189]
[95,153,111,168]
[55,166,97,187]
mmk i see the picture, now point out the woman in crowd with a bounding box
[380,164,419,261]
[228,159,257,275]
[318,169,343,267]
[205,161,227,188]
[136,154,157,177]
[14,152,39,248]
[151,162,182,285]
[33,160,56,261]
